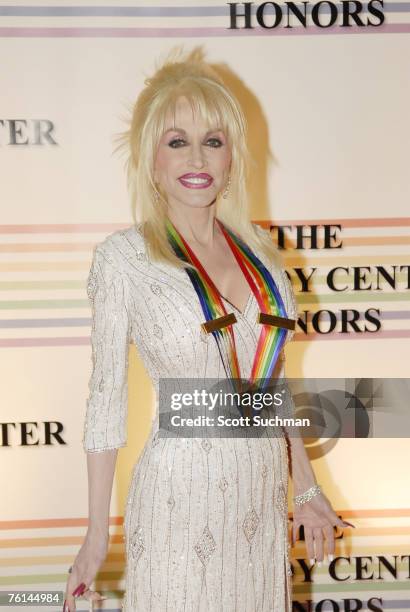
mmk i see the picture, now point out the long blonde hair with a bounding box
[113,44,280,271]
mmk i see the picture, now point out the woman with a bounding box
[63,46,354,612]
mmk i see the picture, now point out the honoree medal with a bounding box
[166,217,296,421]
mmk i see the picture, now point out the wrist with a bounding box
[87,523,109,541]
[293,484,322,505]
[292,475,318,496]
[288,437,317,494]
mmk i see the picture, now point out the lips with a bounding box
[178,173,214,189]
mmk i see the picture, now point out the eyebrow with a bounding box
[163,127,223,136]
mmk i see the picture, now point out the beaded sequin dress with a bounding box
[82,222,298,611]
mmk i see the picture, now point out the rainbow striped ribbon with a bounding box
[165,217,292,400]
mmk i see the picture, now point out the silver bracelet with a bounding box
[293,484,322,505]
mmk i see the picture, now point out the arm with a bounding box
[275,353,317,494]
[277,268,355,563]
[286,431,318,496]
[281,379,355,559]
[87,449,118,537]
[286,409,354,564]
[64,449,118,611]
[64,241,131,612]
[83,241,131,520]
[83,241,131,453]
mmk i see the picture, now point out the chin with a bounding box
[175,193,217,208]
[179,201,215,210]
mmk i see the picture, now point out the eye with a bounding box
[168,138,185,148]
[207,137,223,148]
[167,137,224,148]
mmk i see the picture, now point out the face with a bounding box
[153,96,232,211]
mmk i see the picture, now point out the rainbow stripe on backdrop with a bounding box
[1,217,410,347]
[0,4,408,38]
[165,217,290,398]
[1,509,409,610]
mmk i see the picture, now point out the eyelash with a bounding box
[168,137,223,149]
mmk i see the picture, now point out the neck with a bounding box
[166,202,219,248]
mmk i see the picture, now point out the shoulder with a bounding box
[250,221,278,258]
[93,223,146,270]
[87,224,145,301]
[250,221,283,271]
[251,221,270,238]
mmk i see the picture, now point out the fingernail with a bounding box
[317,561,322,567]
[328,554,334,561]
[63,600,70,612]
[309,558,315,565]
[72,582,86,597]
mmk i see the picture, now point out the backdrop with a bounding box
[1,1,409,610]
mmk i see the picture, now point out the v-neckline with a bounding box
[185,218,254,316]
[132,220,258,316]
[220,291,253,317]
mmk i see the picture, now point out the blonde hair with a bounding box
[113,44,280,271]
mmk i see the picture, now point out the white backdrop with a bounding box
[1,1,410,609]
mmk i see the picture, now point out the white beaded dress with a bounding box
[82,221,298,612]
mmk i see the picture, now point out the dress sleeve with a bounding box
[82,243,131,453]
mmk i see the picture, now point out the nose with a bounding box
[188,142,206,169]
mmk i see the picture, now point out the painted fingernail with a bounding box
[63,600,70,612]
[309,558,315,564]
[72,582,86,597]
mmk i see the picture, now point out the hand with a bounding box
[291,489,355,564]
[63,530,109,612]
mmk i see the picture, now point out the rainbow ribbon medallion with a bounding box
[165,217,296,416]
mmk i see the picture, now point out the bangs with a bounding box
[153,79,234,147]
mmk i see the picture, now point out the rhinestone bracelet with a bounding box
[293,484,322,506]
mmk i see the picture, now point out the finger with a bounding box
[291,520,300,546]
[64,594,76,612]
[80,588,93,601]
[65,581,88,612]
[323,524,335,558]
[63,599,74,612]
[83,589,106,602]
[64,577,80,612]
[304,527,315,563]
[313,527,324,563]
[72,583,87,598]
[91,592,107,601]
[330,513,355,529]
